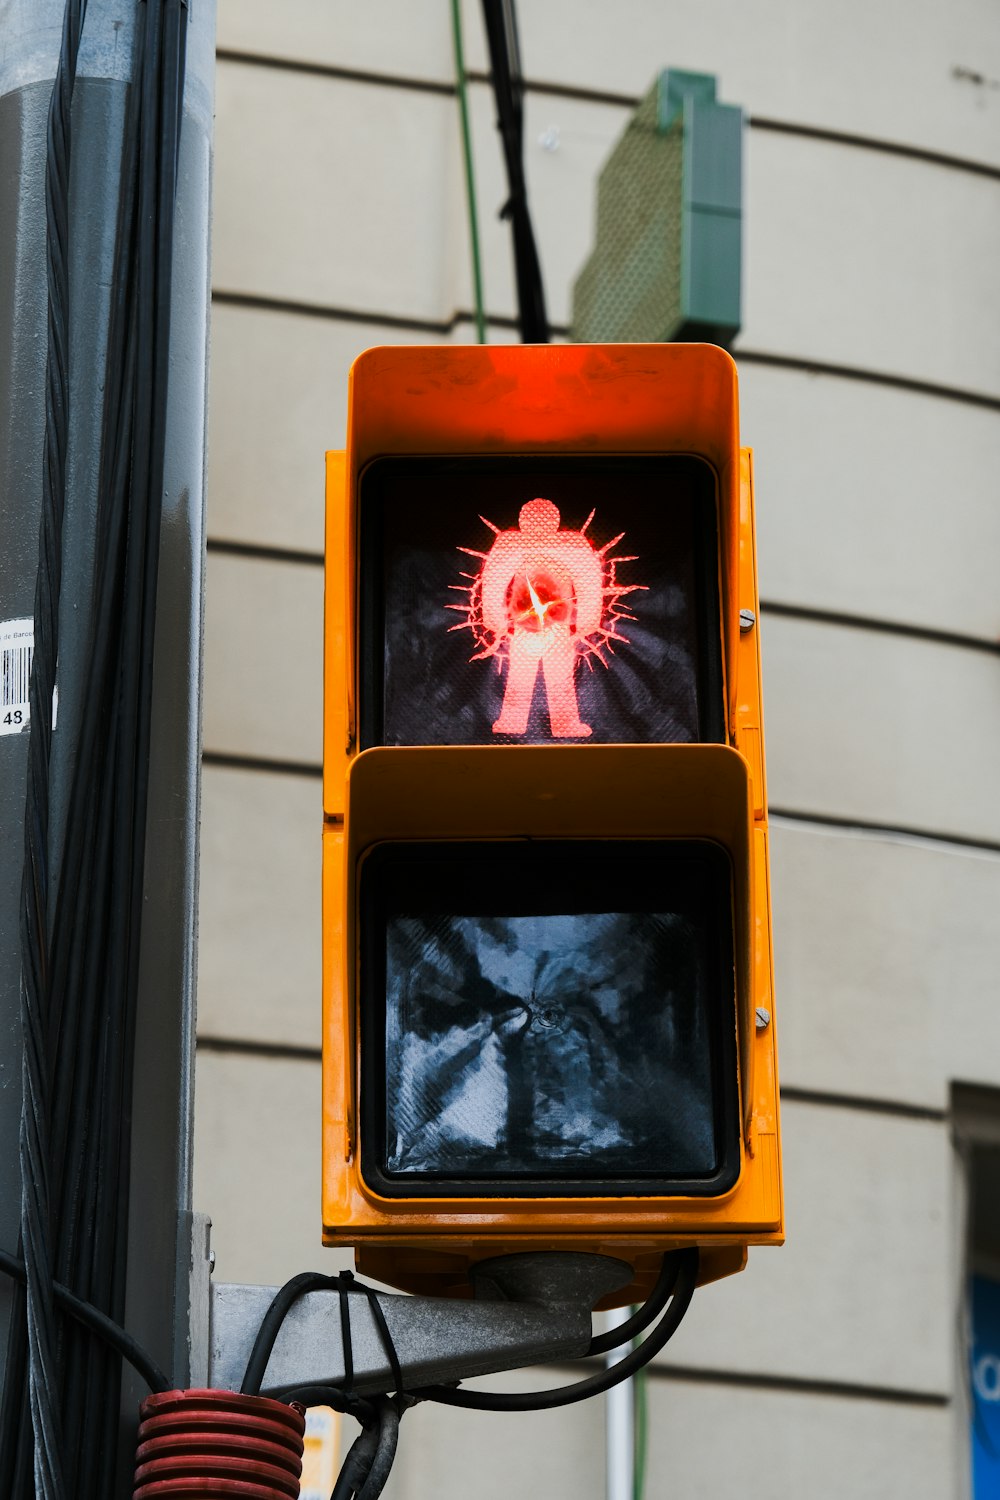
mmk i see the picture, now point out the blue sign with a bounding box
[971,1276,1000,1495]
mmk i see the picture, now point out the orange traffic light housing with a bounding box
[322,344,781,1303]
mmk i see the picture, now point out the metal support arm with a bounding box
[207,1253,632,1396]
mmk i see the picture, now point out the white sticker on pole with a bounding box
[1,617,33,735]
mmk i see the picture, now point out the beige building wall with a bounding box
[195,3,1000,1495]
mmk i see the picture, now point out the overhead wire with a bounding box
[480,0,549,342]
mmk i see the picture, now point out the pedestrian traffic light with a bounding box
[322,344,782,1303]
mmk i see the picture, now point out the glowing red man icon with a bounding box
[447,497,644,740]
[480,498,604,738]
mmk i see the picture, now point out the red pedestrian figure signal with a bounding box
[448,498,645,740]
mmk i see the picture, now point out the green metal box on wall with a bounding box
[572,70,743,347]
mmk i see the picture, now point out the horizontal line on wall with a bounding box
[193,1038,944,1129]
[760,600,1000,657]
[546,1357,951,1410]
[198,1034,321,1064]
[198,755,1000,857]
[216,47,456,97]
[202,539,1000,661]
[207,535,324,568]
[202,749,323,780]
[211,288,449,335]
[207,536,324,568]
[216,48,1000,182]
[735,349,1000,412]
[750,113,1000,183]
[211,290,1000,412]
[771,805,1000,858]
[780,1086,945,1124]
[211,287,524,337]
[641,1361,951,1409]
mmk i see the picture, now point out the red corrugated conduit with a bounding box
[132,1389,306,1499]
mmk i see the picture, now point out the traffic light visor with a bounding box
[360,840,739,1197]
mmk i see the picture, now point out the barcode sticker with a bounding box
[1,617,33,736]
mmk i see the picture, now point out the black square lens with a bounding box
[358,457,724,749]
[360,841,740,1198]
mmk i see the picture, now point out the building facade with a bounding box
[195,3,1000,1495]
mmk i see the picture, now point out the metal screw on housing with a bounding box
[755,1007,770,1030]
[739,609,756,631]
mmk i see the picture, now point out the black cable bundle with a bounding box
[9,1,89,1493]
[0,2,189,1496]
[413,1250,698,1412]
[242,1270,410,1500]
[480,0,549,343]
[246,1253,697,1497]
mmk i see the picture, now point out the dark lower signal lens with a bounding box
[360,841,739,1198]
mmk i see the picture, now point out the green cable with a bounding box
[449,0,487,342]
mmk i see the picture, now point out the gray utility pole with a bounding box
[0,1,215,1492]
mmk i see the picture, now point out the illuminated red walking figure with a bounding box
[480,498,601,736]
[447,496,605,738]
[447,497,645,739]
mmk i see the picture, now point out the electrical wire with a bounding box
[450,0,487,342]
[586,1256,681,1356]
[331,1420,380,1500]
[15,1,90,1495]
[241,1272,337,1396]
[356,1397,400,1500]
[2,3,191,1496]
[246,1270,414,1500]
[244,1269,404,1406]
[0,1248,170,1394]
[480,0,549,342]
[272,1387,375,1426]
[413,1248,698,1412]
[247,1256,695,1493]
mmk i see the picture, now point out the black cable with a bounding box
[245,1270,405,1406]
[0,1248,170,1394]
[413,1248,698,1411]
[13,1,90,1495]
[251,1257,683,1495]
[271,1387,375,1426]
[339,1275,356,1390]
[248,1271,410,1499]
[2,1,191,1494]
[586,1255,681,1357]
[330,1419,380,1500]
[357,1279,405,1408]
[480,0,549,342]
[356,1397,400,1500]
[241,1271,337,1396]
